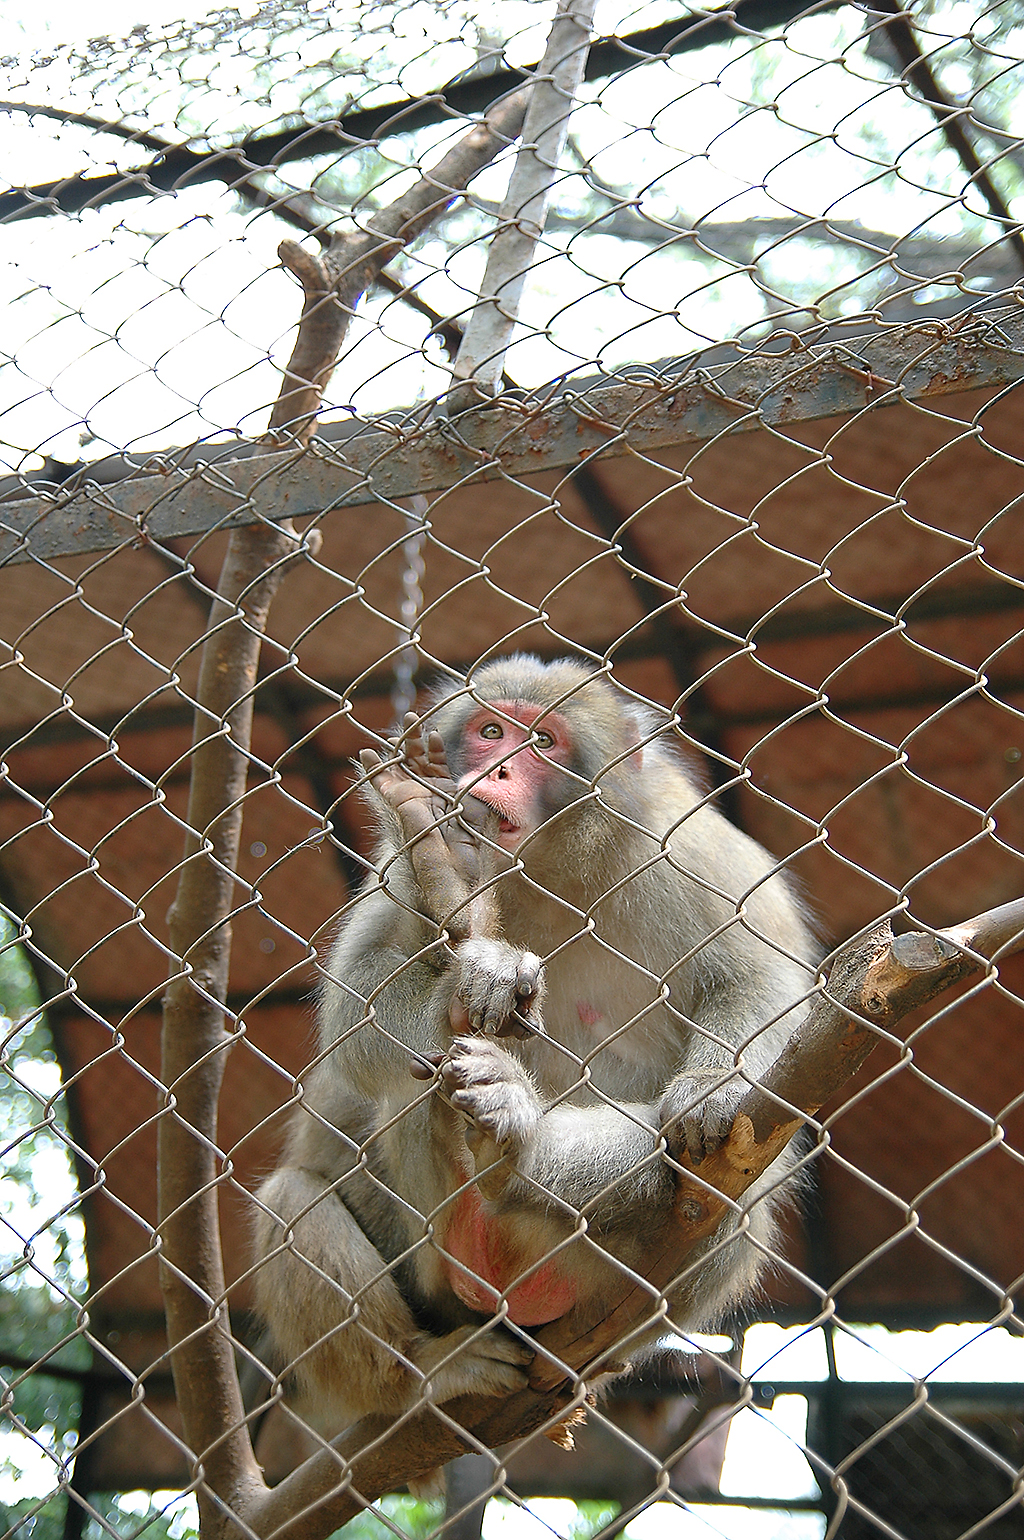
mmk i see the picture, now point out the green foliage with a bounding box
[83,1490,201,1540]
[326,1492,622,1540]
[1,917,88,1537]
[332,1494,444,1540]
[565,1500,622,1539]
[0,1487,73,1540]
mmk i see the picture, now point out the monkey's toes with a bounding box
[467,1328,535,1393]
[662,1076,741,1165]
[443,1037,541,1148]
[409,1050,445,1082]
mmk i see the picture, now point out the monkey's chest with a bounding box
[535,952,686,1095]
[440,1187,578,1326]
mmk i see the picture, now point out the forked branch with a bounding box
[271,87,528,444]
[157,90,531,1540]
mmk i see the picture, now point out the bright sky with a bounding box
[3,0,1017,471]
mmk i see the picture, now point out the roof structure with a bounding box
[2,317,1022,1490]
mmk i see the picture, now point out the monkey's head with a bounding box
[426,655,662,866]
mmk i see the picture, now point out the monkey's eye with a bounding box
[479,722,504,740]
[532,730,555,751]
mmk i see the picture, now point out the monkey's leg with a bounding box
[253,1165,533,1423]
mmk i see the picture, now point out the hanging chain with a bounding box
[391,493,427,725]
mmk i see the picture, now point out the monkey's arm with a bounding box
[360,732,543,1038]
[656,804,818,1160]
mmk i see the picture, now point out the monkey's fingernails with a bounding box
[493,1010,533,1040]
[359,748,384,776]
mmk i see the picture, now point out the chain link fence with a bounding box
[2,3,1024,1538]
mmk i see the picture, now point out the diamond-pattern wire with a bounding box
[2,2,1024,1538]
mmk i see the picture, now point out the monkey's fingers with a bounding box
[401,715,454,785]
[359,746,386,778]
[516,952,544,1002]
[409,1050,446,1081]
[361,748,459,859]
[399,714,429,776]
[426,728,452,778]
[492,953,544,1038]
[499,1010,537,1040]
[359,746,417,803]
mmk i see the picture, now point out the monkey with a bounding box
[252,654,817,1455]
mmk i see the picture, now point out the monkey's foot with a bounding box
[451,937,545,1038]
[443,1035,543,1188]
[660,1069,744,1164]
[411,1322,534,1405]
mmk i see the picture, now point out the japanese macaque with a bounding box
[252,655,816,1447]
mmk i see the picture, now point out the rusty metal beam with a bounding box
[2,307,1021,567]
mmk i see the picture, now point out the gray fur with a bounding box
[253,655,818,1438]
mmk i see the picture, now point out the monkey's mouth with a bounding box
[498,818,521,846]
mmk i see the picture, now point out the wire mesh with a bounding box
[1,3,1024,1539]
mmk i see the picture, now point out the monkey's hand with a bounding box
[359,745,452,838]
[659,1068,744,1165]
[443,1036,543,1196]
[360,746,501,939]
[450,937,545,1038]
[361,730,499,896]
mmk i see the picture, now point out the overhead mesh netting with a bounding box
[2,3,1024,1538]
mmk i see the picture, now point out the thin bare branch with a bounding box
[271,88,528,443]
[873,0,1024,270]
[450,0,597,411]
[159,520,308,1529]
[158,80,535,1540]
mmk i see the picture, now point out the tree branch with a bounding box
[0,2,838,224]
[271,88,527,443]
[158,85,533,1540]
[449,0,597,410]
[872,0,1024,271]
[528,902,1024,1390]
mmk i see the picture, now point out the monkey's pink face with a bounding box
[456,701,572,850]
